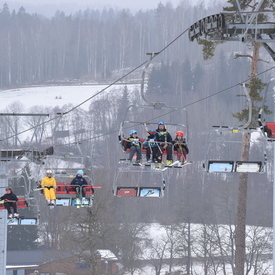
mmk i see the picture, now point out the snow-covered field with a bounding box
[0,84,137,111]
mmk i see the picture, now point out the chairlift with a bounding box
[38,168,100,207]
[0,197,39,225]
[113,167,166,198]
[203,126,266,173]
[118,103,189,168]
[118,53,190,170]
[258,78,275,141]
[264,122,275,139]
[204,83,267,173]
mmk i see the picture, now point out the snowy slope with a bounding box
[0,84,136,111]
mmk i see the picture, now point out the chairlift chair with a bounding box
[113,168,166,198]
[264,123,275,140]
[258,78,275,142]
[39,168,100,207]
[203,127,266,173]
[118,104,189,169]
[0,197,39,225]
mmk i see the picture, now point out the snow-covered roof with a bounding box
[97,249,118,261]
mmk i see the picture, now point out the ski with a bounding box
[154,164,168,171]
[132,163,150,167]
[164,160,192,168]
[164,160,180,168]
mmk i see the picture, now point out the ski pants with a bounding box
[146,147,157,161]
[154,144,173,163]
[128,145,141,161]
[75,186,86,198]
[43,186,56,200]
[5,202,17,215]
[175,149,187,162]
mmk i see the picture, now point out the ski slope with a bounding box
[0,84,137,111]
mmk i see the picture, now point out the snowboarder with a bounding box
[0,188,19,219]
[41,170,57,206]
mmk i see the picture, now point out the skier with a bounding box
[0,188,19,219]
[173,131,189,164]
[155,121,173,167]
[71,170,89,201]
[143,130,157,162]
[122,130,142,163]
[41,170,57,206]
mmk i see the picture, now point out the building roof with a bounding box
[7,250,72,266]
[98,249,118,261]
[7,249,118,267]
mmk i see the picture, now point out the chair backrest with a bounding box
[266,123,275,138]
[0,198,28,210]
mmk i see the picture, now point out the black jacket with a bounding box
[173,138,189,154]
[0,193,18,202]
[155,128,172,144]
[71,176,88,187]
[122,136,142,150]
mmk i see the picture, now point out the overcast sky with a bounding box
[1,0,203,17]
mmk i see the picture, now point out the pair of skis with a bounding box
[155,160,191,170]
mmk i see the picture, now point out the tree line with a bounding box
[0,1,225,88]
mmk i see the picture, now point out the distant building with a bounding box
[7,249,118,275]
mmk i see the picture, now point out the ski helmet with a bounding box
[129,130,137,135]
[158,121,165,125]
[46,170,53,174]
[77,170,84,175]
[176,131,184,137]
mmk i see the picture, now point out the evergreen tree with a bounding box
[7,226,39,250]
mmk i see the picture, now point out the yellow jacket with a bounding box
[41,177,57,187]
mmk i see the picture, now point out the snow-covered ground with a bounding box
[133,223,273,275]
[0,84,137,111]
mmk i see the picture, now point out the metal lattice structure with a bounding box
[188,0,275,61]
[188,12,275,43]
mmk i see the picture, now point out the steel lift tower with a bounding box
[188,0,275,274]
[0,113,49,275]
[188,0,275,61]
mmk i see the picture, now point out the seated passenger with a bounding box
[0,188,19,219]
[71,170,88,199]
[154,121,173,166]
[173,131,189,164]
[143,130,157,162]
[122,130,142,163]
[41,170,56,206]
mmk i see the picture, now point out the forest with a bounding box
[1,0,275,274]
